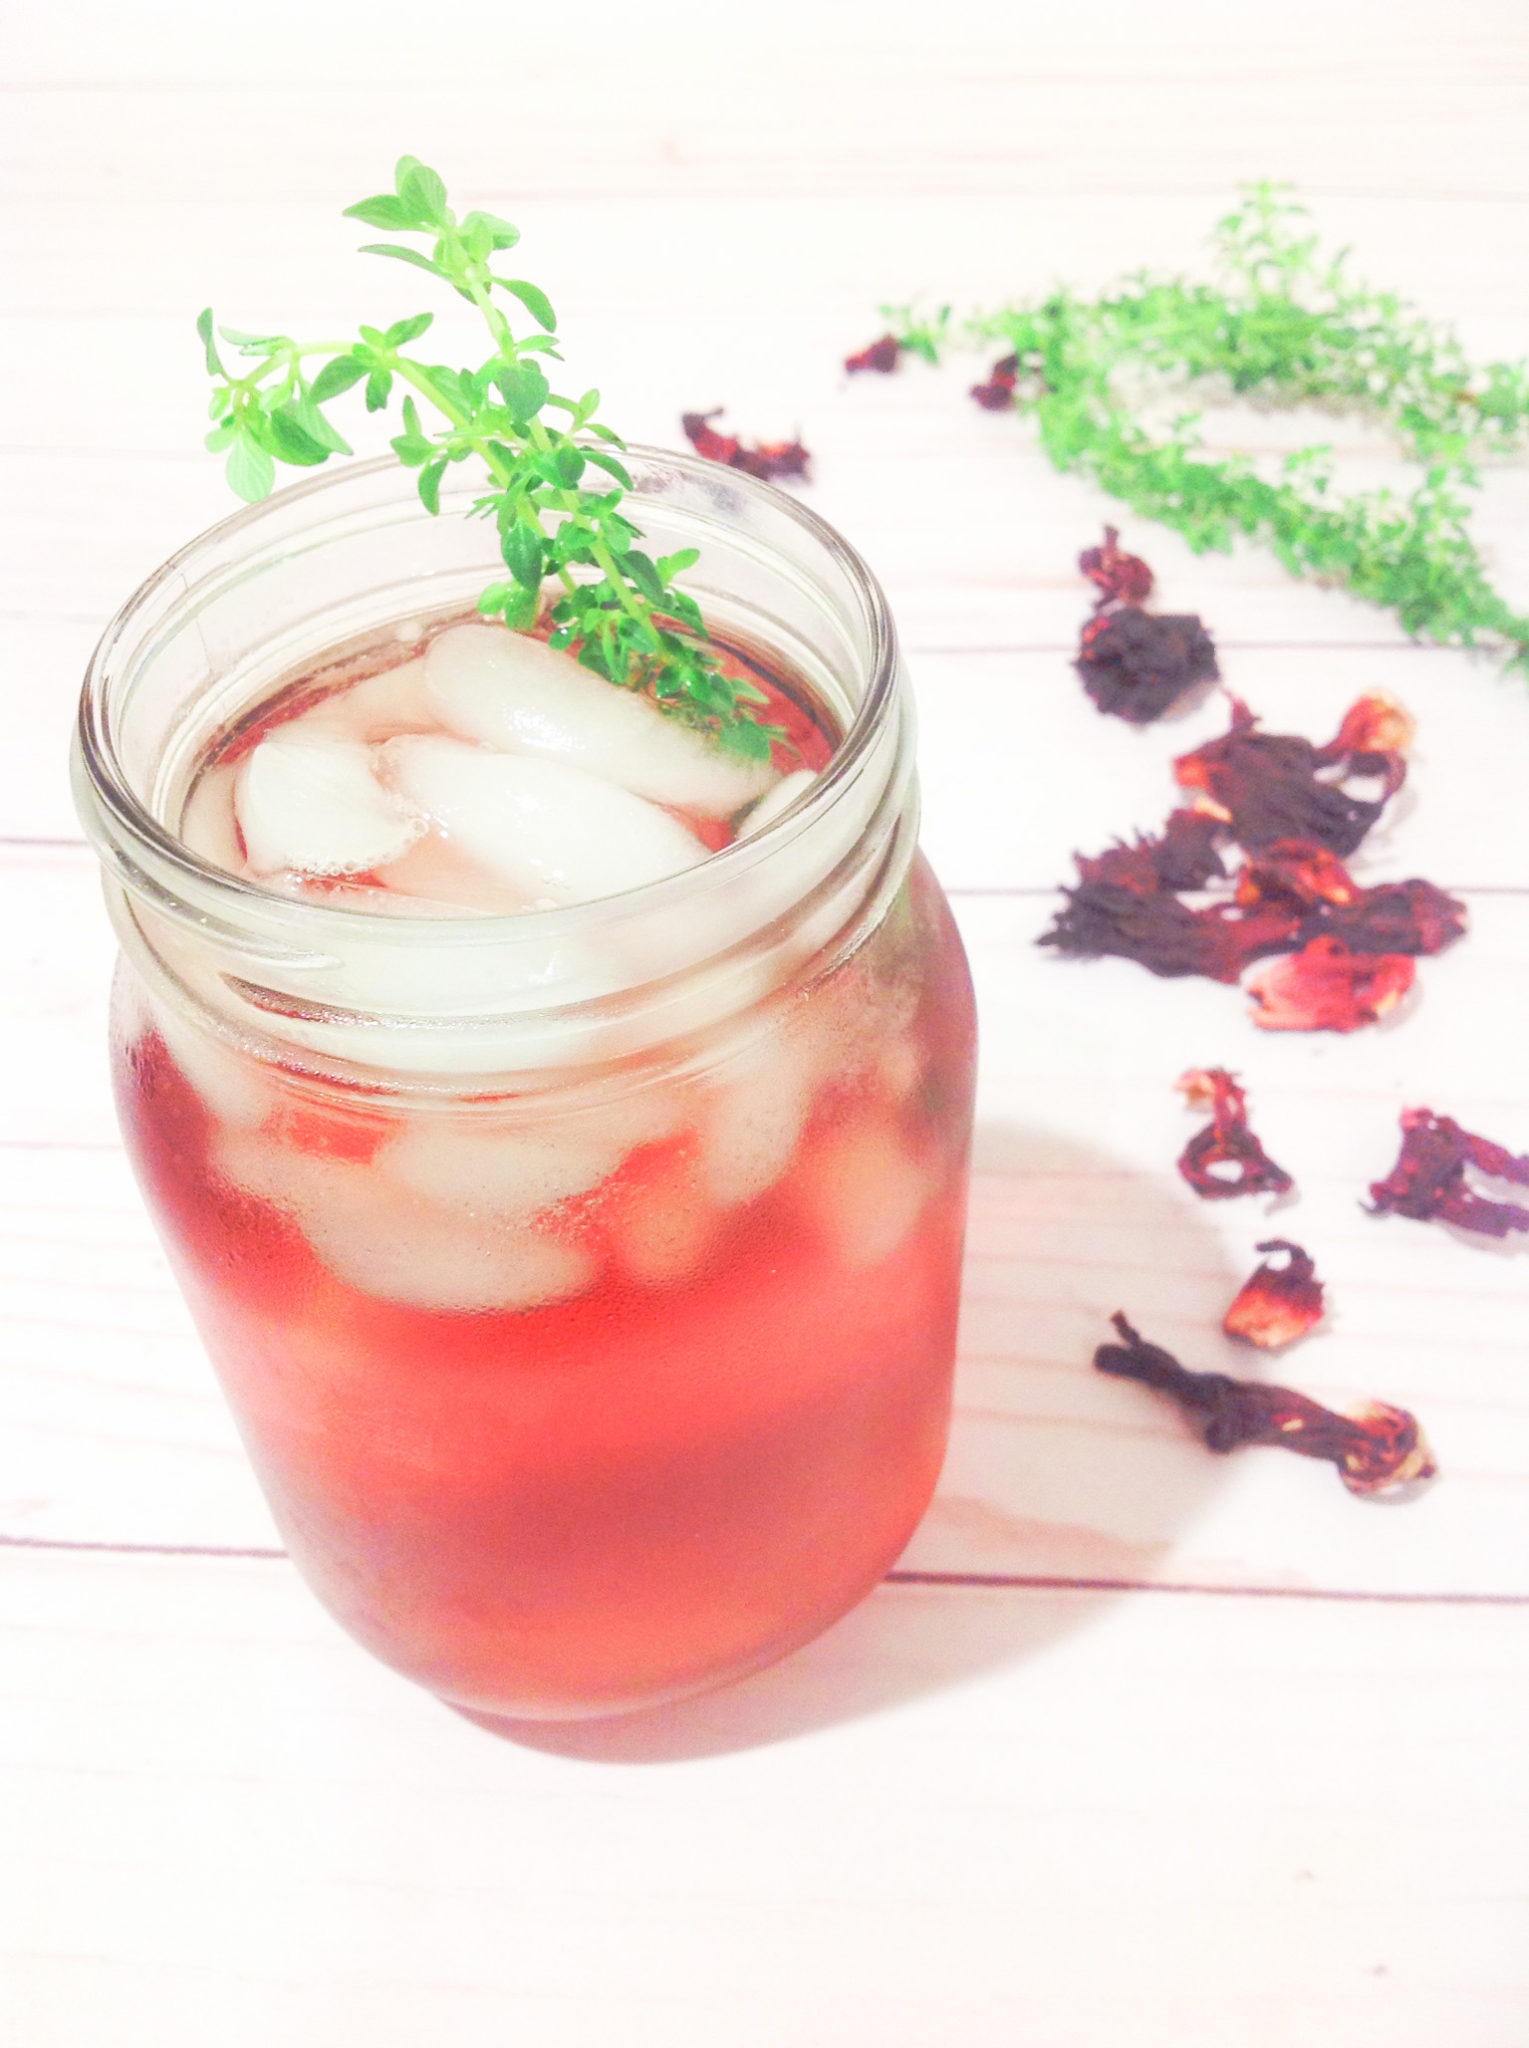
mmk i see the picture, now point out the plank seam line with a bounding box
[4,847,1529,903]
[1,1533,1523,1604]
[887,1570,1529,1605]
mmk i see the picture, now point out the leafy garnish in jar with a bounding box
[198,156,779,760]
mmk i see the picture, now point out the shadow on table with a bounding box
[466,1118,1245,1764]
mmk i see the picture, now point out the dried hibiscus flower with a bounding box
[1223,1240,1326,1349]
[1039,816,1284,985]
[681,410,811,482]
[1369,1107,1529,1239]
[970,352,1019,410]
[1074,528,1218,724]
[1078,609,1220,725]
[1041,876,1298,981]
[1079,526,1154,607]
[1234,842,1467,957]
[1324,693,1416,772]
[1094,1314,1435,1498]
[1174,694,1410,856]
[1245,936,1414,1032]
[844,334,903,375]
[1175,1068,1294,1199]
[1152,808,1229,891]
[1062,810,1228,898]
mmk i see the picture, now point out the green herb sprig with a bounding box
[883,186,1529,670]
[199,155,775,757]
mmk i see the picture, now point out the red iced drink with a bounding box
[78,452,976,1722]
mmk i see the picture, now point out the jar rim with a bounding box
[75,446,902,952]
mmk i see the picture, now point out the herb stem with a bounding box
[881,185,1529,673]
[198,155,780,758]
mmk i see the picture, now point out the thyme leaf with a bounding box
[198,156,777,756]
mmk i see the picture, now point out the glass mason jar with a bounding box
[73,449,977,1723]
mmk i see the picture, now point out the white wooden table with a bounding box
[4,6,1528,2041]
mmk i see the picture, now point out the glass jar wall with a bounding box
[74,451,977,1721]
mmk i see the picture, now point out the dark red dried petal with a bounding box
[1079,526,1154,607]
[681,410,811,482]
[1235,844,1467,957]
[1174,697,1406,856]
[970,352,1020,410]
[1319,879,1467,957]
[1175,1067,1295,1199]
[737,438,811,482]
[844,334,902,375]
[1177,1065,1249,1122]
[680,409,738,465]
[1223,1240,1326,1349]
[1073,838,1164,896]
[1077,608,1219,723]
[1094,1313,1434,1497]
[1316,693,1415,795]
[1369,1107,1529,1238]
[1154,809,1227,890]
[1072,813,1227,897]
[1246,936,1414,1032]
[1040,883,1300,982]
[1235,840,1361,911]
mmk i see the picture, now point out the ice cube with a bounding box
[381,1121,625,1220]
[612,1160,716,1288]
[424,622,776,817]
[797,1117,932,1268]
[735,769,818,839]
[381,735,707,907]
[699,1024,818,1207]
[237,728,426,876]
[374,832,532,915]
[153,997,271,1128]
[875,1033,926,1104]
[305,1198,595,1313]
[178,762,244,876]
[214,1129,596,1312]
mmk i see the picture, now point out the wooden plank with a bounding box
[4,19,1529,206]
[2,1548,1526,2047]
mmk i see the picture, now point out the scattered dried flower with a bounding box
[681,410,811,482]
[1153,808,1229,891]
[1174,695,1409,856]
[970,352,1019,410]
[1319,693,1416,783]
[1041,874,1299,981]
[844,334,903,375]
[1233,839,1359,911]
[1077,607,1220,723]
[1175,1068,1295,1199]
[1234,842,1467,956]
[1072,528,1218,723]
[1079,526,1154,607]
[1245,935,1415,1032]
[1094,1314,1434,1497]
[1368,1107,1529,1238]
[1223,1240,1326,1348]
